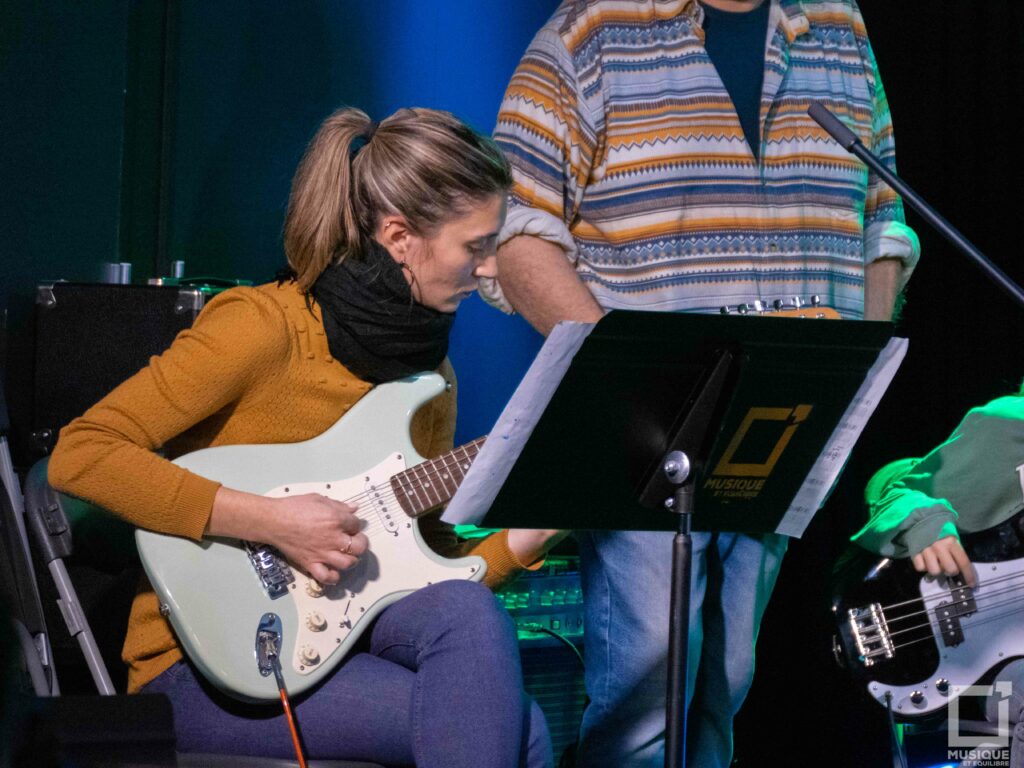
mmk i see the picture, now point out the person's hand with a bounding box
[211,487,370,586]
[912,535,975,586]
[265,494,369,585]
[506,529,571,567]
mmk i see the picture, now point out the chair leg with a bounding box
[48,557,116,695]
[1,436,59,695]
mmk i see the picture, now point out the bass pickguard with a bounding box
[832,508,1024,718]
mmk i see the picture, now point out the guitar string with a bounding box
[265,449,482,546]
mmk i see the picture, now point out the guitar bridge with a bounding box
[847,603,895,667]
[244,541,295,599]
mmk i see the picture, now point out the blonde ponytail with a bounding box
[284,108,374,292]
[284,106,511,293]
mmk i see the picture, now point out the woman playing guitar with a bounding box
[48,107,557,767]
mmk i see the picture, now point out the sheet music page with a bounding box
[775,336,908,537]
[441,321,594,526]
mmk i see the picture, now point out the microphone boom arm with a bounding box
[808,101,1024,312]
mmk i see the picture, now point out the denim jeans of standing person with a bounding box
[575,529,788,768]
[143,581,553,767]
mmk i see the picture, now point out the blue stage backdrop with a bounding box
[163,0,556,444]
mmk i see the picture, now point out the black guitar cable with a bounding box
[518,623,585,669]
[884,691,908,768]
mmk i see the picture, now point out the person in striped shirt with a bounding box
[486,1,920,765]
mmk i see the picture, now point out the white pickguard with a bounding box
[135,373,486,702]
[868,556,1024,716]
[264,453,482,677]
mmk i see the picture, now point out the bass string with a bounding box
[888,599,1024,654]
[883,589,1024,643]
[874,569,1024,614]
[883,579,1024,634]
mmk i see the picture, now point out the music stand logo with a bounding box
[948,683,1012,767]
[703,405,812,500]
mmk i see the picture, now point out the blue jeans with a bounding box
[143,581,553,768]
[575,529,788,768]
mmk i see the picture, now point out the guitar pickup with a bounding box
[847,603,895,667]
[936,577,976,648]
[366,481,400,534]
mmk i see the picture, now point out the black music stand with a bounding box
[444,309,903,768]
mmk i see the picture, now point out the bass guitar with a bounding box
[831,507,1024,718]
[136,372,487,702]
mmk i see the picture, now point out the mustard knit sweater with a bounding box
[48,282,527,693]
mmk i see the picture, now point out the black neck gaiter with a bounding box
[310,241,454,384]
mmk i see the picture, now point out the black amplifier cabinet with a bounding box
[499,556,587,760]
[31,283,212,455]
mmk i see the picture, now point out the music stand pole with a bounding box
[663,453,695,768]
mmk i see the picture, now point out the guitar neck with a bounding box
[389,436,487,518]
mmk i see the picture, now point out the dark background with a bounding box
[2,2,1022,765]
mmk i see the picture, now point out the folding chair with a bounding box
[23,457,384,768]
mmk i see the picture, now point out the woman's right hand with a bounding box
[263,493,369,585]
[209,487,369,585]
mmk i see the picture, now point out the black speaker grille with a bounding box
[32,283,203,452]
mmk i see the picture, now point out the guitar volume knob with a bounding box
[306,580,324,598]
[298,645,320,666]
[305,612,327,632]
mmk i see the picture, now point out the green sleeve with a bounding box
[851,483,958,558]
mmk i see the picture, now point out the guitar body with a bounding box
[136,372,485,702]
[831,508,1024,719]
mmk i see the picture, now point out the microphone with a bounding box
[807,101,1024,311]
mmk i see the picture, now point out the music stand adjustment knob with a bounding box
[663,451,691,485]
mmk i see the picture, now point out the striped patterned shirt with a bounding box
[488,0,919,319]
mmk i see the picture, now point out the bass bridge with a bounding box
[847,603,895,667]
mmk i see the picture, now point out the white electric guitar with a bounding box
[136,372,487,702]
